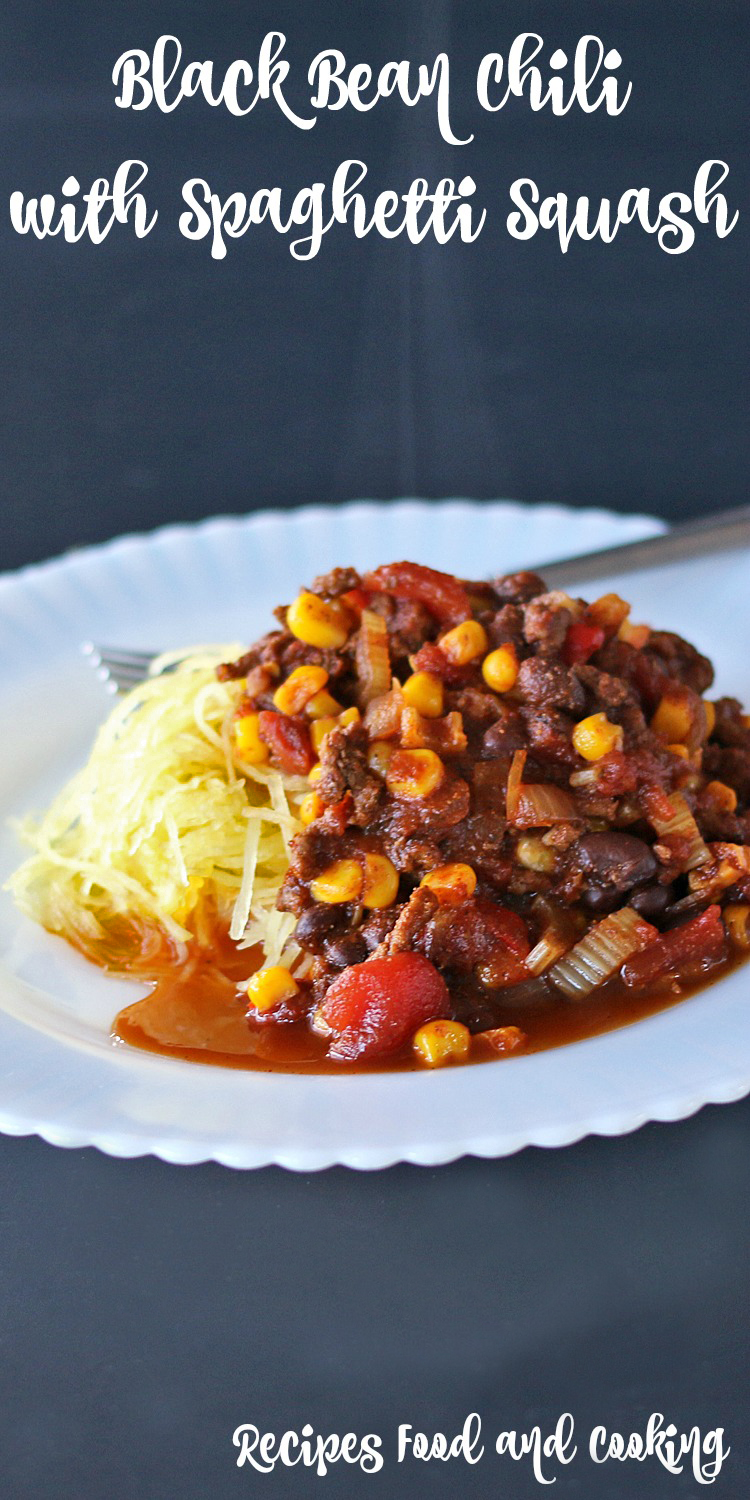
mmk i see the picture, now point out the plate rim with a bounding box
[0,496,665,595]
[8,496,749,1175]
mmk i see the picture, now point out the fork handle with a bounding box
[537,504,750,588]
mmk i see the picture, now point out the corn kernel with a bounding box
[724,904,750,950]
[705,780,738,814]
[362,852,399,909]
[420,863,477,905]
[310,715,339,754]
[572,712,624,762]
[402,670,444,718]
[667,743,690,759]
[651,690,693,745]
[298,791,324,826]
[272,663,329,716]
[310,859,363,904]
[233,712,269,764]
[413,1019,471,1068]
[704,701,716,737]
[439,618,488,665]
[515,835,556,873]
[286,591,351,649]
[247,965,299,1014]
[308,762,324,785]
[617,619,650,648]
[305,689,342,719]
[587,593,630,635]
[313,705,361,755]
[368,739,394,777]
[173,875,205,925]
[482,643,519,693]
[386,748,445,799]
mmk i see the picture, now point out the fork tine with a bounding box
[82,643,157,693]
[83,644,155,668]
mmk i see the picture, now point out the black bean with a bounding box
[360,907,400,951]
[574,832,658,893]
[293,903,348,953]
[482,707,526,757]
[630,884,674,919]
[580,886,623,914]
[323,932,369,968]
[575,831,658,886]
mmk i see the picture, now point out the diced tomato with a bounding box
[642,783,680,826]
[474,1025,527,1055]
[320,952,451,1061]
[410,641,474,686]
[562,620,606,665]
[428,898,530,985]
[621,905,726,989]
[476,900,531,960]
[363,562,471,625]
[591,751,638,796]
[471,900,531,986]
[257,711,315,775]
[318,794,352,836]
[340,587,371,617]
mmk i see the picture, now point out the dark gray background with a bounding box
[0,3,748,1497]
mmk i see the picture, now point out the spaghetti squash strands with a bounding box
[8,649,302,966]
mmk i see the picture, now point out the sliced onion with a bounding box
[363,683,404,739]
[569,766,600,788]
[506,749,527,821]
[514,783,578,827]
[646,791,710,871]
[356,609,392,705]
[400,707,468,754]
[547,907,657,1000]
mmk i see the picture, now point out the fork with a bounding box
[81,642,159,695]
[83,503,750,693]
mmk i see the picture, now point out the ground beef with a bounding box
[703,746,750,801]
[522,707,578,767]
[574,663,635,711]
[712,697,750,748]
[522,592,575,652]
[491,571,546,604]
[310,566,362,597]
[380,834,444,875]
[318,723,379,813]
[390,598,436,656]
[645,630,714,696]
[486,603,525,649]
[439,812,509,871]
[380,887,439,955]
[516,657,586,715]
[452,686,503,732]
[375,777,472,841]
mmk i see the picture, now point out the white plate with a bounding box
[1,499,749,1171]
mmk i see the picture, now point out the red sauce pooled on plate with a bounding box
[104,916,729,1074]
